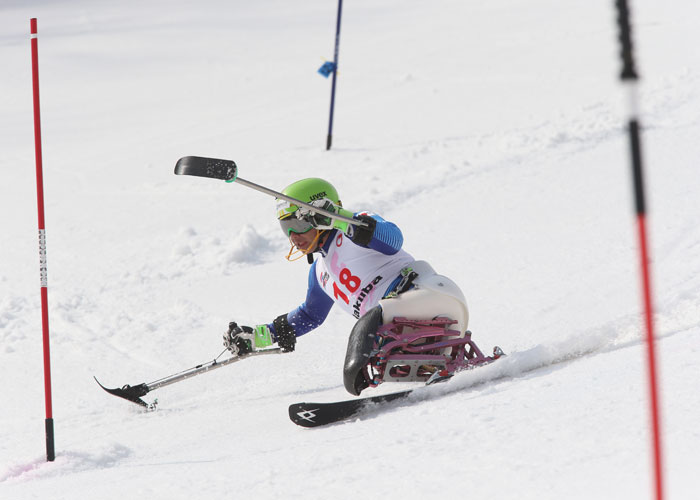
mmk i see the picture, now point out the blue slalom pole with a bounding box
[326,0,343,150]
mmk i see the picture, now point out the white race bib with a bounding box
[315,232,414,319]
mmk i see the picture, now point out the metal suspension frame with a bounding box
[365,317,502,387]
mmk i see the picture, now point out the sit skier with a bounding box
[224,178,472,395]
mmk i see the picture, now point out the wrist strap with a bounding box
[332,207,354,233]
[253,324,274,348]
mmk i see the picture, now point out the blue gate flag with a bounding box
[318,61,336,78]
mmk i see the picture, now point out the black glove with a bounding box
[223,322,254,356]
[348,214,376,246]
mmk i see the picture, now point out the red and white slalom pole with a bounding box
[30,17,55,463]
[613,1,663,498]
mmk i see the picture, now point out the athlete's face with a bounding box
[289,228,320,251]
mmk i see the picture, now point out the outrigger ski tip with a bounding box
[94,376,154,409]
[173,155,367,228]
[94,347,284,410]
[174,156,238,182]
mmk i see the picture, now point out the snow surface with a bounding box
[2,0,699,498]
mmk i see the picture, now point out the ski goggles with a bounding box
[279,214,313,236]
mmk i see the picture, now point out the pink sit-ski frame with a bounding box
[366,317,498,386]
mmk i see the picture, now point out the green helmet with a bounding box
[276,178,341,236]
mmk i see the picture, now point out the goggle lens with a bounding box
[279,216,313,236]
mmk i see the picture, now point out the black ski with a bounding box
[288,349,506,427]
[289,389,414,427]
